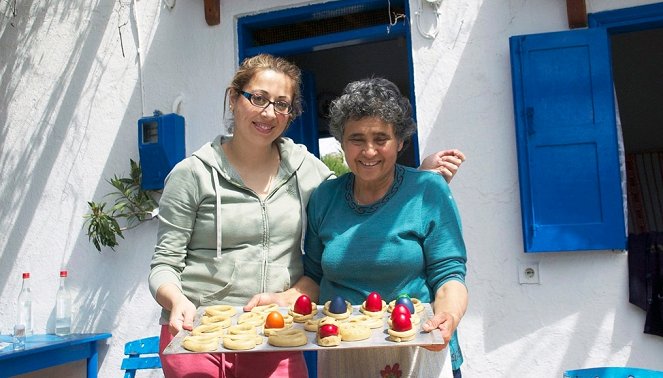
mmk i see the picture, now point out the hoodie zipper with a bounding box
[260,200,269,293]
[257,175,288,293]
[219,164,292,293]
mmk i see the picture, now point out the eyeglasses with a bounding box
[239,91,293,115]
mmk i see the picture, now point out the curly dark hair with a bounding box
[327,77,416,144]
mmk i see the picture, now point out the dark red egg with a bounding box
[365,292,383,312]
[391,303,411,320]
[318,324,339,338]
[391,313,412,332]
[294,294,312,315]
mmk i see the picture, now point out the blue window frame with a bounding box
[509,2,663,252]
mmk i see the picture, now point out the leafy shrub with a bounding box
[83,159,158,251]
[321,152,350,176]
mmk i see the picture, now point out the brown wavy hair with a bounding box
[224,54,303,133]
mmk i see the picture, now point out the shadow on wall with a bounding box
[0,0,165,341]
[0,1,122,300]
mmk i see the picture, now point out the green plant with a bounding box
[83,159,159,251]
[321,152,350,176]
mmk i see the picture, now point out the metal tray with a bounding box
[163,303,444,354]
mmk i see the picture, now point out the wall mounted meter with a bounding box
[138,111,185,190]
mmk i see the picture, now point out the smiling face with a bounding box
[341,116,404,187]
[230,69,294,147]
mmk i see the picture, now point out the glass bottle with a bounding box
[55,270,71,336]
[17,272,33,337]
[13,324,26,351]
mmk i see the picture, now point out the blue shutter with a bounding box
[509,28,626,252]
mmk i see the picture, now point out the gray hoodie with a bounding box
[149,135,333,323]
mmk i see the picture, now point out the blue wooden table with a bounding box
[0,333,111,377]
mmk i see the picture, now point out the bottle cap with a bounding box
[60,271,68,277]
[22,273,29,279]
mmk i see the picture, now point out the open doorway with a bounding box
[611,28,663,236]
[610,24,663,337]
[236,0,418,168]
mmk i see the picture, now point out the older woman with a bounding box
[299,77,468,377]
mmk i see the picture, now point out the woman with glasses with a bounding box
[149,54,465,377]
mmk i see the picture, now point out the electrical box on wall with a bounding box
[138,111,185,190]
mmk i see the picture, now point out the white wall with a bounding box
[1,0,662,377]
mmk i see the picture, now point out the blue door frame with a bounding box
[236,0,419,162]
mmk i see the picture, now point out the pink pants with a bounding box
[159,325,309,378]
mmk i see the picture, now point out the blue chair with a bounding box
[121,336,162,378]
[120,336,315,377]
[564,367,663,378]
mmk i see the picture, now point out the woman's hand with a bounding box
[419,149,466,183]
[156,283,197,336]
[167,296,197,336]
[243,277,321,312]
[421,311,457,351]
[421,280,468,352]
[243,292,291,312]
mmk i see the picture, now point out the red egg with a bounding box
[294,295,312,315]
[391,313,412,332]
[391,303,412,320]
[318,324,339,338]
[365,291,383,312]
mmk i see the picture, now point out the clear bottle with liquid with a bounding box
[17,272,33,337]
[13,324,26,351]
[55,270,71,336]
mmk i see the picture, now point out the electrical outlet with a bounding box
[518,262,540,284]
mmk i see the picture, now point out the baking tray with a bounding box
[163,303,444,354]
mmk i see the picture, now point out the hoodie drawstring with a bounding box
[212,169,222,258]
[295,172,307,256]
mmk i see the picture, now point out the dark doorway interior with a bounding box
[611,27,663,235]
[612,28,663,155]
[612,27,663,337]
[288,37,415,166]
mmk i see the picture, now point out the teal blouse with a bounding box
[303,164,467,305]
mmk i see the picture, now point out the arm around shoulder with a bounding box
[419,149,466,183]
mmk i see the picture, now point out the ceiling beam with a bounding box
[566,0,587,29]
[204,0,220,26]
